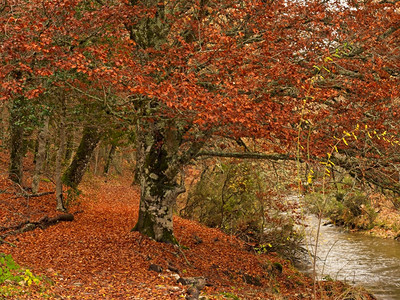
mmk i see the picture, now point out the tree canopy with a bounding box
[1,0,399,242]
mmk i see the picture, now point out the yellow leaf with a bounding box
[343,130,351,136]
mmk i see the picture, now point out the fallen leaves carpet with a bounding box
[1,172,371,299]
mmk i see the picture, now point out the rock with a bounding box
[272,262,283,274]
[186,286,200,300]
[169,273,181,281]
[167,262,180,273]
[148,264,163,273]
[73,282,83,287]
[168,286,181,292]
[178,276,207,290]
[242,273,262,286]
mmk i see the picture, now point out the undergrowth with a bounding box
[0,252,48,298]
[180,161,304,260]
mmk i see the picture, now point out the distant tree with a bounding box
[0,0,133,200]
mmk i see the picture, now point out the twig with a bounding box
[175,245,193,268]
[0,237,16,247]
[11,191,55,199]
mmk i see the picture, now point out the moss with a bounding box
[132,210,178,244]
[132,210,155,238]
[62,126,100,189]
[160,228,178,245]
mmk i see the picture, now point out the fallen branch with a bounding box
[0,237,16,247]
[0,213,74,244]
[11,191,55,199]
[196,151,294,161]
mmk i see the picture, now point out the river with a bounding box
[296,215,400,300]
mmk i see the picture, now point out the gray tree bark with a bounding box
[132,120,185,243]
[132,115,207,243]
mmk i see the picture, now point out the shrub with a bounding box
[304,175,378,230]
[180,161,304,259]
[0,253,41,297]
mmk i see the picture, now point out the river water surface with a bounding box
[297,215,400,300]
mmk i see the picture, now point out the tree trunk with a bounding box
[64,128,74,164]
[62,125,101,189]
[8,97,26,184]
[93,143,100,175]
[104,144,116,175]
[32,115,49,194]
[133,180,185,244]
[128,0,206,242]
[132,123,185,243]
[55,102,66,211]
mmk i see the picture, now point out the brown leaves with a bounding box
[0,154,377,299]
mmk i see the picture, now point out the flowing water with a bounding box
[296,215,400,300]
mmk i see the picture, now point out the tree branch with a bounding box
[196,151,295,161]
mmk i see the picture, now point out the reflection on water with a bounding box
[297,215,400,300]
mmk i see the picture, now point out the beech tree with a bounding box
[1,0,399,243]
[125,0,400,243]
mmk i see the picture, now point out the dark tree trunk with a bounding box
[55,101,66,211]
[64,128,74,163]
[62,125,101,189]
[103,144,116,175]
[8,98,26,184]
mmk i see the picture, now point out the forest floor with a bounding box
[0,158,376,299]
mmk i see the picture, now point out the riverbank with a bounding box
[361,194,400,240]
[305,189,400,241]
